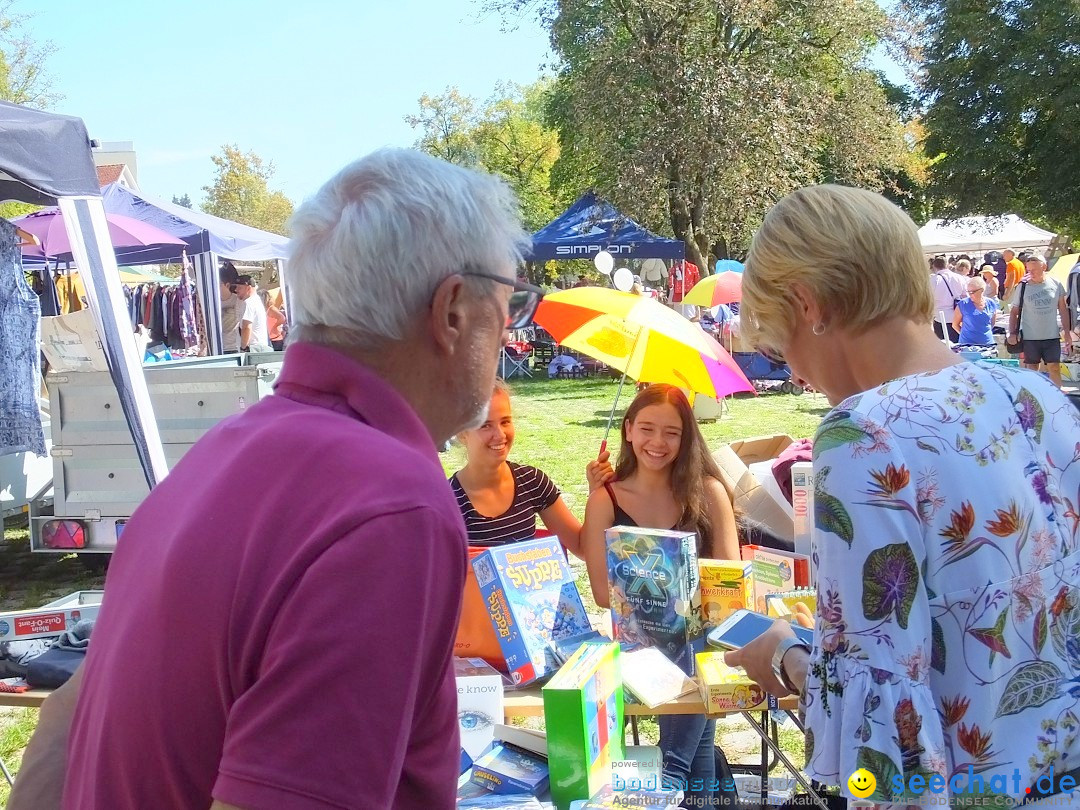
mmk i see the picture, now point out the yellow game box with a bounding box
[699,559,753,629]
[695,652,768,713]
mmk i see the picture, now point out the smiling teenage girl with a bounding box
[581,383,739,808]
[450,381,611,555]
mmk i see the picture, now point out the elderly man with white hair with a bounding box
[1007,253,1073,387]
[12,149,542,810]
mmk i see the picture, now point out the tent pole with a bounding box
[59,196,168,488]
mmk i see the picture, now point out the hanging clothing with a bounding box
[178,256,198,349]
[38,266,61,317]
[0,218,46,457]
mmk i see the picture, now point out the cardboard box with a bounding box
[712,435,795,542]
[454,657,506,760]
[790,461,817,584]
[0,590,103,642]
[607,527,700,674]
[699,559,754,628]
[695,652,768,713]
[543,641,624,810]
[470,742,549,795]
[472,537,593,686]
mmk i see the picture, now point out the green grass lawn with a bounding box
[0,380,827,800]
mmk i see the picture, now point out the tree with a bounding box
[172,193,192,209]
[488,0,909,268]
[909,0,1080,233]
[0,1,59,108]
[202,146,293,235]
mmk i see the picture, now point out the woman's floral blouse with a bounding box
[803,362,1080,805]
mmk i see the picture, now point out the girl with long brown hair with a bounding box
[581,383,739,807]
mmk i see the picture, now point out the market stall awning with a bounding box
[918,215,1057,255]
[528,191,684,262]
[100,182,290,262]
[0,100,100,205]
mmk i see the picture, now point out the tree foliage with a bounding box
[202,145,293,236]
[488,0,910,268]
[406,81,562,233]
[909,0,1080,232]
[0,1,59,108]
[172,193,192,209]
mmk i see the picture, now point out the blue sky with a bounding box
[27,0,902,209]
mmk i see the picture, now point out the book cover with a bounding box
[472,537,593,686]
[740,545,810,613]
[542,641,625,810]
[764,589,817,627]
[493,724,548,757]
[695,652,768,713]
[606,526,700,675]
[455,657,506,759]
[620,647,696,709]
[699,559,753,628]
[470,742,550,796]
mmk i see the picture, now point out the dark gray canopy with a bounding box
[0,100,100,205]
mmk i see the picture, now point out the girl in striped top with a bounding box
[449,381,612,555]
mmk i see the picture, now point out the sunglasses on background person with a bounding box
[461,271,545,329]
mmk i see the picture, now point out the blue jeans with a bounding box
[659,714,717,807]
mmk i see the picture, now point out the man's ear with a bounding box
[429,274,471,356]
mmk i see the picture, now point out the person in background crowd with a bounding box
[218,263,244,355]
[1067,257,1080,354]
[731,184,1080,808]
[1007,253,1073,388]
[953,258,971,277]
[984,250,1007,298]
[233,275,270,353]
[582,384,739,809]
[979,264,999,299]
[11,148,538,810]
[1003,248,1025,299]
[929,256,967,342]
[450,381,612,553]
[669,259,700,318]
[952,275,998,347]
[260,289,286,351]
[573,274,591,287]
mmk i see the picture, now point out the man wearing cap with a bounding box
[1007,253,1073,388]
[13,148,542,810]
[232,275,270,353]
[219,263,245,354]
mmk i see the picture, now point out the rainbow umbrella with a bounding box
[534,287,754,449]
[682,270,743,307]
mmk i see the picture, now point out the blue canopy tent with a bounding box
[97,182,290,354]
[528,191,684,261]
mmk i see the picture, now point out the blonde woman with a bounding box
[727,185,1080,807]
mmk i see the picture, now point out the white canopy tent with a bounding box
[918,215,1056,255]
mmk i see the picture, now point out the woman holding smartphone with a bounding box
[581,383,739,807]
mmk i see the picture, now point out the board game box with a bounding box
[740,545,810,613]
[543,641,625,810]
[606,526,700,674]
[472,536,593,686]
[699,559,753,628]
[454,657,506,759]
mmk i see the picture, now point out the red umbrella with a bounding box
[683,271,743,307]
[16,209,186,259]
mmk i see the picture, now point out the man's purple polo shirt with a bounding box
[64,343,467,810]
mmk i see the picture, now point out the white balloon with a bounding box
[594,250,615,275]
[613,267,634,291]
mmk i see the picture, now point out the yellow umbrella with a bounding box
[682,271,743,307]
[534,287,754,448]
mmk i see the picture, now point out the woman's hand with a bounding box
[724,618,798,696]
[586,449,615,492]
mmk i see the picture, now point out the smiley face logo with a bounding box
[847,768,877,798]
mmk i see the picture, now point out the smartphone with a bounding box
[706,609,813,651]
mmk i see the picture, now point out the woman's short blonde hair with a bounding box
[741,185,934,353]
[955,259,972,275]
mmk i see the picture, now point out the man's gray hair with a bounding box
[286,148,530,348]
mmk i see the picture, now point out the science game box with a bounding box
[606,526,700,675]
[472,536,593,686]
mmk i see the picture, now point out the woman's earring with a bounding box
[812,322,826,336]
